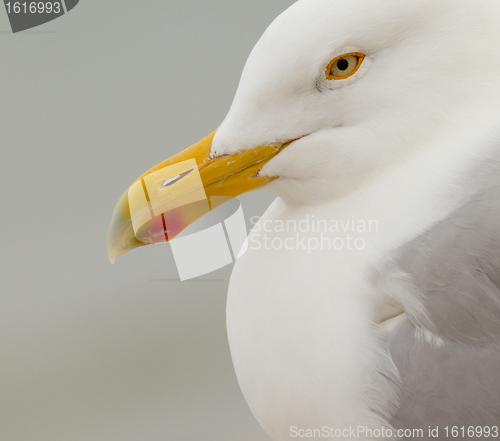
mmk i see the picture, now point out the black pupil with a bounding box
[337,58,349,71]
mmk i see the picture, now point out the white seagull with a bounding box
[107,0,500,439]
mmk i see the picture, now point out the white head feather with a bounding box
[212,0,500,204]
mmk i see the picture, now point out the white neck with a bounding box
[226,117,500,440]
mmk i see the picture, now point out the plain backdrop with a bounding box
[0,1,294,440]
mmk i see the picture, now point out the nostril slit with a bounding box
[162,169,194,187]
[163,176,179,187]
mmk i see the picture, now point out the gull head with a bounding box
[213,0,500,203]
[107,0,500,261]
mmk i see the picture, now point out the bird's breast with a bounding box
[224,134,483,438]
[225,199,403,439]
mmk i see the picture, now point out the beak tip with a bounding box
[108,251,116,265]
[107,190,141,265]
[106,235,117,264]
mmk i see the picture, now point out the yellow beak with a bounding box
[106,131,289,263]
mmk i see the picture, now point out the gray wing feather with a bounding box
[392,165,500,345]
[389,320,500,437]
[380,160,500,438]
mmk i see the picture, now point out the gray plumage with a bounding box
[380,159,500,438]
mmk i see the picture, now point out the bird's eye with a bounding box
[325,53,365,80]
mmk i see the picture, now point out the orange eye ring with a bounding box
[325,52,365,80]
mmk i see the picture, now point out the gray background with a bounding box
[0,1,294,440]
